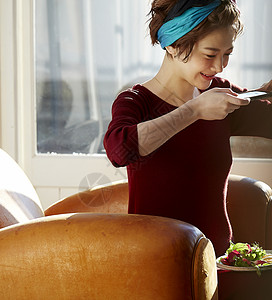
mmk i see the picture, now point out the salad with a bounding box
[219,242,272,276]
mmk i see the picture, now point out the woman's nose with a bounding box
[211,57,224,73]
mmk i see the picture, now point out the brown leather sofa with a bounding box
[0,148,272,299]
[0,149,217,300]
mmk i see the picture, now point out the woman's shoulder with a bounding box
[110,84,155,119]
[113,84,160,109]
[117,84,154,100]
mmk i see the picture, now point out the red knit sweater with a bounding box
[104,77,272,256]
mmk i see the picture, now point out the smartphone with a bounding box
[237,90,272,101]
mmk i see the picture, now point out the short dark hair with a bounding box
[148,0,243,61]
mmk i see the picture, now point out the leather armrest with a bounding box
[0,213,217,300]
[227,174,272,248]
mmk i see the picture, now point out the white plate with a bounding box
[217,250,272,272]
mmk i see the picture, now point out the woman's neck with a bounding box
[143,54,197,107]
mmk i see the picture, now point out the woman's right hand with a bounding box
[190,88,250,121]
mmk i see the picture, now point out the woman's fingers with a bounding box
[258,80,272,92]
[194,88,250,120]
[229,95,250,106]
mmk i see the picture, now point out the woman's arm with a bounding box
[138,88,250,156]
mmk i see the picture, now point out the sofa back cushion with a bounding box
[45,180,129,216]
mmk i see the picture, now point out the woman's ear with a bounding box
[165,46,177,57]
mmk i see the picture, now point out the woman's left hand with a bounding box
[258,80,272,93]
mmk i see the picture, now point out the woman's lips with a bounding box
[200,73,216,80]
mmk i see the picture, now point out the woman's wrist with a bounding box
[182,98,201,122]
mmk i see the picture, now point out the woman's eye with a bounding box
[205,53,232,59]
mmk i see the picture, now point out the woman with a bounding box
[104,1,272,296]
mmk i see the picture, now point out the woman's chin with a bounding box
[196,80,213,91]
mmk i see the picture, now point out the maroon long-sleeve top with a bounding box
[104,77,272,256]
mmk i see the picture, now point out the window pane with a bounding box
[35,0,162,154]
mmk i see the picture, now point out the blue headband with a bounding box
[157,0,221,49]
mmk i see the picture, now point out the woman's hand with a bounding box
[257,80,272,96]
[190,88,250,121]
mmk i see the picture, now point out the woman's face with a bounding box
[170,26,235,90]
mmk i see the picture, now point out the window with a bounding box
[35,0,163,154]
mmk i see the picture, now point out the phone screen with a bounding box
[238,91,272,100]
